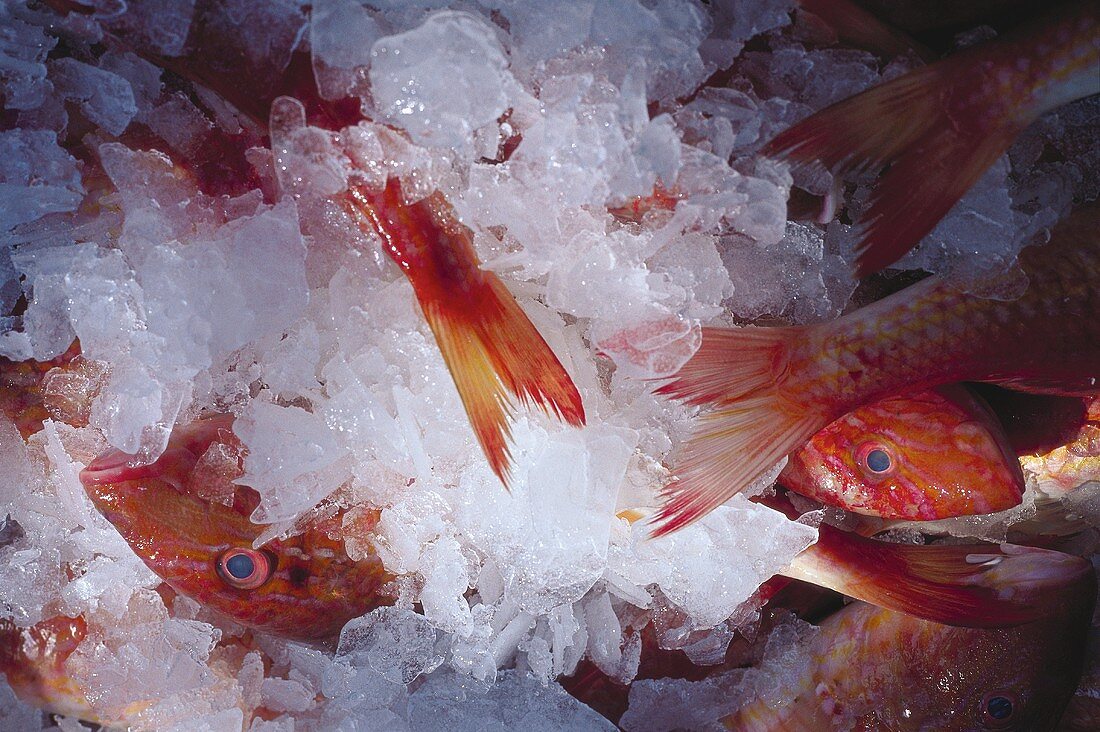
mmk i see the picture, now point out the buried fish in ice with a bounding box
[780,384,1025,520]
[78,414,395,641]
[653,205,1100,534]
[765,0,1099,276]
[722,560,1096,731]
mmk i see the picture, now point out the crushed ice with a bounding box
[0,0,1094,729]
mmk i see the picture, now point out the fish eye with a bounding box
[981,691,1016,727]
[216,548,273,590]
[857,444,894,475]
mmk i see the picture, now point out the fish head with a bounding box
[781,385,1025,520]
[79,414,393,641]
[848,553,1095,731]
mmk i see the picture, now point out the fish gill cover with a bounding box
[0,0,1097,729]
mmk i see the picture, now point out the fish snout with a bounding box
[79,413,237,489]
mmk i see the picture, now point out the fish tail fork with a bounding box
[763,58,1028,276]
[652,326,823,535]
[421,273,586,486]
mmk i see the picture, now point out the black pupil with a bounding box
[987,696,1013,720]
[866,449,891,472]
[225,553,255,579]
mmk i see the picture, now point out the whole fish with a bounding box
[765,1,1099,276]
[724,563,1095,731]
[341,176,585,485]
[780,384,1025,519]
[653,205,1099,534]
[79,414,395,641]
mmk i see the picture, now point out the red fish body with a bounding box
[79,415,394,641]
[724,566,1095,731]
[766,1,1100,275]
[655,206,1100,533]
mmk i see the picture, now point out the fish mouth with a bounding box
[80,413,237,488]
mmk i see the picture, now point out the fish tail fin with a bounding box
[784,524,1095,627]
[795,0,934,61]
[763,60,1026,277]
[419,272,586,486]
[651,326,827,536]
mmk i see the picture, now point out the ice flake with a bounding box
[310,0,383,101]
[48,58,137,136]
[336,606,445,684]
[370,11,515,150]
[235,400,352,525]
[407,669,617,731]
[0,129,83,233]
[0,7,57,110]
[103,0,196,56]
[613,495,818,628]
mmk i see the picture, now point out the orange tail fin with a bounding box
[651,326,825,536]
[344,181,585,486]
[763,56,1027,277]
[783,523,1095,627]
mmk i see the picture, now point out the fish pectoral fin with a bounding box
[784,524,1095,628]
[420,274,585,488]
[763,59,1026,277]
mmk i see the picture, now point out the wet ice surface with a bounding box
[0,0,1097,729]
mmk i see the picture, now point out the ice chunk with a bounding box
[619,670,747,731]
[0,8,57,110]
[407,669,616,731]
[370,11,515,149]
[269,97,351,199]
[49,58,137,136]
[595,316,701,380]
[612,495,818,628]
[103,0,196,56]
[336,606,445,684]
[0,681,44,731]
[454,422,633,615]
[0,129,84,233]
[234,400,352,525]
[310,0,382,101]
[417,535,474,633]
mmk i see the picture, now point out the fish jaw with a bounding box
[80,413,235,488]
[780,386,1025,519]
[80,415,395,641]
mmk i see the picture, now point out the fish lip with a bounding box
[79,449,142,486]
[79,413,238,488]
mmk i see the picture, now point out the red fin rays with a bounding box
[651,326,824,536]
[763,60,1025,277]
[783,524,1096,627]
[344,179,585,486]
